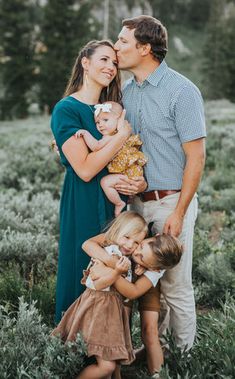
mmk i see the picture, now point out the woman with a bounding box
[51,40,131,323]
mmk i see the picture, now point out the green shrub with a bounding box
[153,299,235,379]
[0,267,56,325]
[0,118,64,197]
[0,190,58,282]
[0,229,57,280]
[193,229,235,307]
[0,298,87,378]
[30,275,56,325]
[0,268,27,308]
[0,189,59,236]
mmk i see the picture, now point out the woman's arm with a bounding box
[82,234,118,269]
[62,110,131,182]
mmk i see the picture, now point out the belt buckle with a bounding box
[154,190,160,201]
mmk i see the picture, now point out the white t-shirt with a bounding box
[144,269,165,287]
[85,244,132,291]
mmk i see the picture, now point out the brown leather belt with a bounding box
[138,189,181,202]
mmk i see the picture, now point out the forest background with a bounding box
[0,0,235,378]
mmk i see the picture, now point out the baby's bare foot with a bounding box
[115,201,126,217]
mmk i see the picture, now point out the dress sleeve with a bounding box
[51,102,82,148]
[172,84,206,144]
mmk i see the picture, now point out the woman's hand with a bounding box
[115,256,131,275]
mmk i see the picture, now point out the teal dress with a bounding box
[51,96,114,323]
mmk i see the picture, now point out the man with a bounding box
[114,15,206,375]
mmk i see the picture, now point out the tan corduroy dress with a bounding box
[51,288,135,364]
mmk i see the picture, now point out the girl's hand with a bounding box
[134,264,146,276]
[115,256,131,275]
[90,259,109,280]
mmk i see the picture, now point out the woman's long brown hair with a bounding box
[63,40,122,104]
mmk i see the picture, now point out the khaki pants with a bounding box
[130,192,198,349]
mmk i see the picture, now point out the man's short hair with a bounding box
[122,15,168,62]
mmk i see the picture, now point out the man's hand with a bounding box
[163,210,184,237]
[115,256,131,275]
[114,176,147,196]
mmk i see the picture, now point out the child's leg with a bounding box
[138,283,163,374]
[140,310,163,374]
[100,175,126,217]
[77,356,116,379]
[112,365,122,379]
[111,305,132,379]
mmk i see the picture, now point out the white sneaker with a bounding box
[151,373,160,379]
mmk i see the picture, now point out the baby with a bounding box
[76,101,148,216]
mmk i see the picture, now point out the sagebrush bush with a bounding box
[0,229,57,280]
[0,189,59,234]
[0,118,63,197]
[136,299,235,378]
[0,268,56,325]
[0,189,59,283]
[0,298,87,378]
[193,229,235,306]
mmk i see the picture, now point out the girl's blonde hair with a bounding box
[103,211,148,246]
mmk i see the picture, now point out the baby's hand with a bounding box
[75,130,86,138]
[117,110,132,138]
[51,139,60,156]
[134,264,146,276]
[115,256,131,275]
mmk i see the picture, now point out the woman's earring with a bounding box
[84,71,89,87]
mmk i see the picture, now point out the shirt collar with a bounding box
[131,60,168,88]
[146,60,168,87]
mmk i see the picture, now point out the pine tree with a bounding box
[0,0,35,119]
[203,0,235,102]
[221,6,235,102]
[38,0,100,113]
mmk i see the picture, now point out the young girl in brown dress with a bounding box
[51,211,148,378]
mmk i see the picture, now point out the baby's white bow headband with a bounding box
[94,103,112,117]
